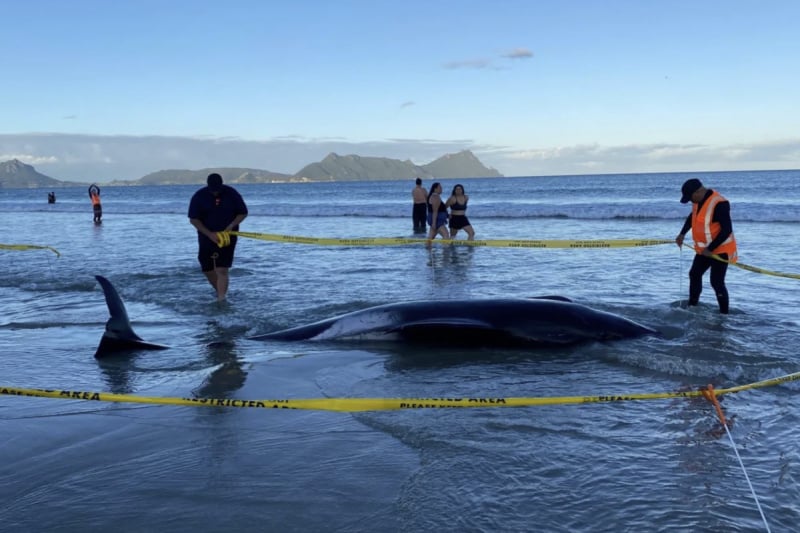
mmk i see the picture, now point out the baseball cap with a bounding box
[207,173,224,193]
[680,178,703,203]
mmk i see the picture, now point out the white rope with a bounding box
[721,423,771,532]
[679,245,684,304]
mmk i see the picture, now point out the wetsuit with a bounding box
[413,202,427,232]
[679,189,735,313]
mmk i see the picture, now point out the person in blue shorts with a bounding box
[426,182,449,242]
[188,173,248,301]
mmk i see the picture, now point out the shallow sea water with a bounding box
[1,172,799,531]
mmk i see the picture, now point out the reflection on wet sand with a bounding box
[194,340,248,398]
[97,355,138,394]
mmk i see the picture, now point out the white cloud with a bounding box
[443,46,533,70]
[442,58,492,70]
[501,47,533,59]
[0,133,494,181]
[0,153,59,165]
[498,140,800,176]
[2,133,799,181]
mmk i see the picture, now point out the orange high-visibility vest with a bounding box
[691,191,737,262]
[90,193,101,206]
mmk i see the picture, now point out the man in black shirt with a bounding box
[188,173,248,301]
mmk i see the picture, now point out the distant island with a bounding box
[0,150,503,189]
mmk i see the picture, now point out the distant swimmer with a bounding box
[88,184,102,223]
[188,173,248,302]
[675,178,737,314]
[412,177,427,233]
[446,183,475,240]
[47,191,56,204]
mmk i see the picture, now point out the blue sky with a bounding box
[2,0,799,181]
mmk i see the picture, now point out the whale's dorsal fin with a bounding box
[94,275,169,358]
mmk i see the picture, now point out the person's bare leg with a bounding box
[203,270,218,293]
[215,267,230,301]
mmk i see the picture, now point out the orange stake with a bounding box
[701,384,728,427]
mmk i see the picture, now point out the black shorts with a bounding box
[198,236,237,272]
[449,214,471,230]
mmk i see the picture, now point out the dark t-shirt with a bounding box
[188,185,248,239]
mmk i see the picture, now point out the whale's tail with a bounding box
[94,275,169,358]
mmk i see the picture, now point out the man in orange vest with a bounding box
[675,178,737,314]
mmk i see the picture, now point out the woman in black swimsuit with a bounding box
[446,184,475,240]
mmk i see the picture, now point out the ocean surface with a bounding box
[1,170,799,532]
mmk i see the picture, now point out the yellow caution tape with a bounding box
[0,243,61,257]
[711,254,800,280]
[3,370,798,412]
[216,231,231,248]
[226,231,672,249]
[679,243,800,280]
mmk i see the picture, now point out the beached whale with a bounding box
[249,297,659,346]
[92,275,658,357]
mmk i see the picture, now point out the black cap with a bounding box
[207,173,223,193]
[680,178,702,203]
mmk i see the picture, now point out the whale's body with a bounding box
[249,297,658,346]
[92,276,657,357]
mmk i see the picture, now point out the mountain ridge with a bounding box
[0,150,503,189]
[0,159,85,189]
